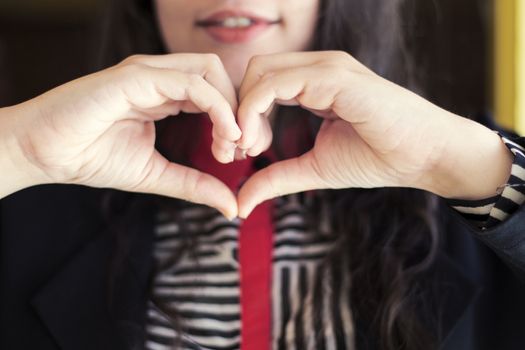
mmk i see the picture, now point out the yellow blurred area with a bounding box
[495,0,525,135]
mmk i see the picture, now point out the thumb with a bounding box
[238,151,327,219]
[130,150,238,220]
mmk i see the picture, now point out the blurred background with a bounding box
[0,0,523,133]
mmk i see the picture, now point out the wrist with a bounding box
[422,114,513,200]
[0,104,47,198]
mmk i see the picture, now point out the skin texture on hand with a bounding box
[0,104,45,199]
[0,53,244,219]
[421,114,514,201]
[234,51,513,218]
[0,51,513,220]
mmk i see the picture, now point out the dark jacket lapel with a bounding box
[436,203,491,349]
[31,202,155,350]
[27,191,484,350]
[430,252,481,349]
[354,202,482,350]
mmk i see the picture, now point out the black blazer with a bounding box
[1,117,525,350]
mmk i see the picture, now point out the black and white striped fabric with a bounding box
[144,193,355,350]
[145,133,525,349]
[447,134,525,229]
[145,205,242,350]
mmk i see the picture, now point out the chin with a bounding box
[220,52,254,89]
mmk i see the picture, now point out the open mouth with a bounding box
[195,10,282,44]
[196,16,282,29]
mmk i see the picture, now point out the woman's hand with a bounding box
[0,53,242,219]
[236,51,514,218]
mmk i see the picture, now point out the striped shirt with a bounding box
[447,133,525,229]
[145,131,525,350]
[145,193,352,350]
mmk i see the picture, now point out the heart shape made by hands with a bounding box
[189,113,316,220]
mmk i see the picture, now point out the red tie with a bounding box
[239,194,273,350]
[191,115,273,350]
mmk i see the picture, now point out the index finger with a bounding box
[120,53,238,113]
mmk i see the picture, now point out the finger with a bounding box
[235,102,275,152]
[121,53,239,114]
[155,66,241,142]
[246,116,273,157]
[211,137,236,164]
[237,53,323,152]
[237,68,307,150]
[117,66,241,163]
[239,52,326,101]
[238,67,345,151]
[237,150,327,219]
[116,65,241,161]
[211,126,238,163]
[128,100,205,122]
[237,51,369,150]
[131,150,238,220]
[114,59,241,142]
[234,148,247,161]
[239,51,369,102]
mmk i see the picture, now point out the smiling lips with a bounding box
[195,10,282,44]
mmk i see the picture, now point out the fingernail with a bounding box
[221,209,236,221]
[240,149,247,160]
[235,138,245,149]
[233,148,247,161]
[226,149,235,163]
[238,208,252,220]
[234,126,242,140]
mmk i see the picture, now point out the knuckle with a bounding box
[121,54,147,66]
[115,62,144,78]
[319,51,352,68]
[236,100,250,116]
[204,53,223,69]
[259,71,275,85]
[181,168,201,201]
[329,50,351,62]
[187,73,205,88]
[130,159,158,192]
[266,167,282,197]
[247,54,264,71]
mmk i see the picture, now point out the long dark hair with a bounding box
[99,0,442,349]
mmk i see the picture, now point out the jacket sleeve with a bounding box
[446,133,525,229]
[445,130,525,276]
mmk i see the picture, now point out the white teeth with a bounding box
[221,17,253,28]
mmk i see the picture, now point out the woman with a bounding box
[1,0,524,349]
